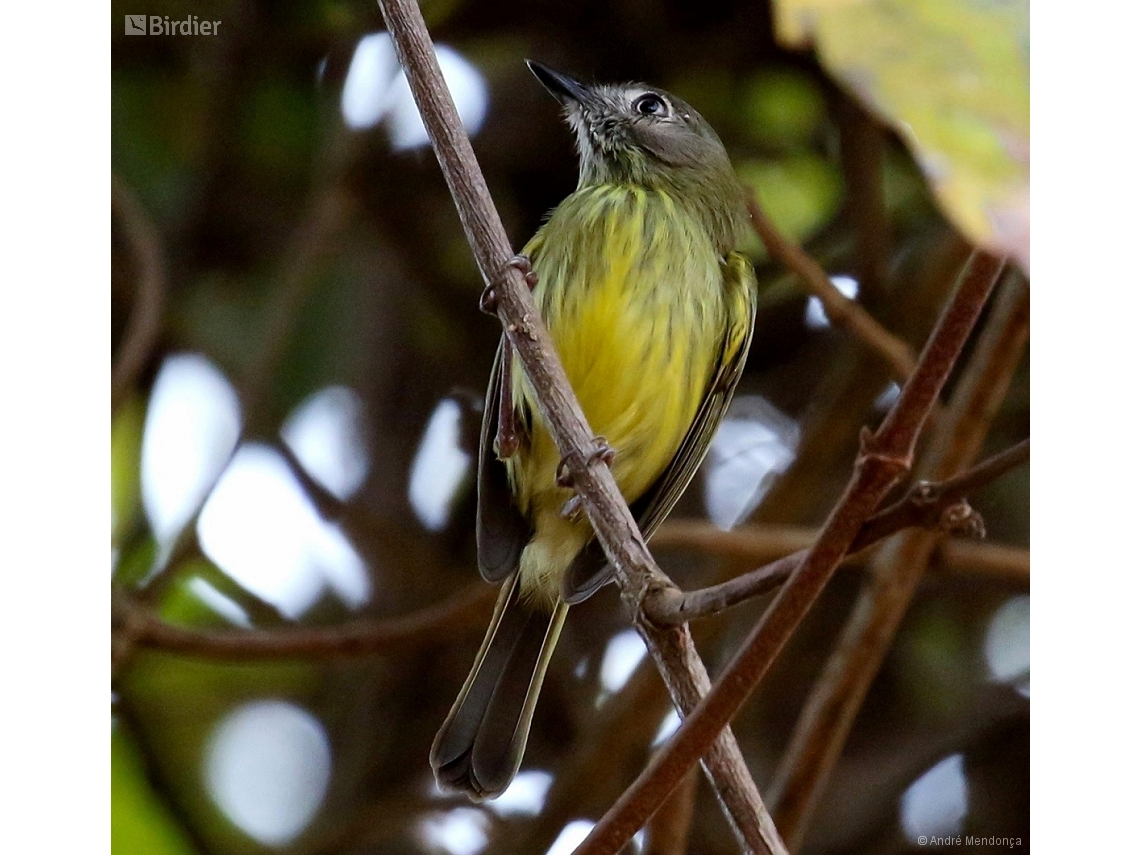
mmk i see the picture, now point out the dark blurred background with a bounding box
[111,1,1029,853]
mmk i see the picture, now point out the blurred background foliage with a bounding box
[111,0,1029,853]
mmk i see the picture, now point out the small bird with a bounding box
[430,61,757,800]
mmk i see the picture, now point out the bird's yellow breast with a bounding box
[506,185,728,603]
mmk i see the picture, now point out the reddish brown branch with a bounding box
[646,439,1027,625]
[640,622,785,854]
[574,250,1005,855]
[111,174,166,415]
[503,662,671,852]
[372,0,784,850]
[767,272,1029,851]
[112,582,496,660]
[644,767,699,855]
[747,194,917,383]
[855,438,1028,547]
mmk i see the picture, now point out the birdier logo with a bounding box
[124,15,221,35]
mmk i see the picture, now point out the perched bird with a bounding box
[430,61,757,800]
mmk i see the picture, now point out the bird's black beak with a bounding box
[526,60,590,106]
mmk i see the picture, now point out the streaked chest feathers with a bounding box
[506,185,727,514]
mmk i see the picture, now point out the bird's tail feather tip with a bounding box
[428,576,568,803]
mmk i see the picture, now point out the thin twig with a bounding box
[642,622,786,854]
[767,272,1029,851]
[646,439,1027,625]
[574,250,1005,855]
[747,194,917,383]
[373,1,784,850]
[112,582,496,660]
[855,438,1028,547]
[652,520,1028,588]
[111,174,166,415]
[746,235,970,530]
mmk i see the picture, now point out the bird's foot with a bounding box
[478,283,499,315]
[560,495,583,521]
[479,255,537,314]
[555,437,616,488]
[507,254,538,290]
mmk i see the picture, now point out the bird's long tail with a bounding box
[430,573,568,800]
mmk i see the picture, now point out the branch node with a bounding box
[940,500,986,539]
[911,480,941,506]
[857,426,911,476]
[640,585,685,629]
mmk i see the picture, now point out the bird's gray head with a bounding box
[527,60,746,248]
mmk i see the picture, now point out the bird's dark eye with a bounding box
[633,93,668,117]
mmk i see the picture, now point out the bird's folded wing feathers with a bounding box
[476,341,533,582]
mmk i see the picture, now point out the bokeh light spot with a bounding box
[805,275,860,329]
[141,354,241,548]
[652,709,682,747]
[704,395,799,529]
[418,807,489,855]
[341,33,487,149]
[409,399,472,532]
[900,753,969,841]
[985,594,1030,696]
[546,820,594,855]
[485,769,553,817]
[599,629,648,694]
[204,700,331,846]
[186,577,251,627]
[281,385,370,501]
[197,443,370,618]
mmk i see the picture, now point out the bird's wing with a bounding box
[476,339,534,582]
[562,251,758,603]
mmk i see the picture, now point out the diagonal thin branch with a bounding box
[644,767,699,855]
[747,194,917,384]
[372,0,784,850]
[855,437,1027,547]
[646,439,1028,625]
[112,174,167,416]
[573,250,1005,855]
[766,271,1029,851]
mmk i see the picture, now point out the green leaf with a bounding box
[112,722,198,855]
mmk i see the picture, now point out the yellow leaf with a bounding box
[774,0,1029,271]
